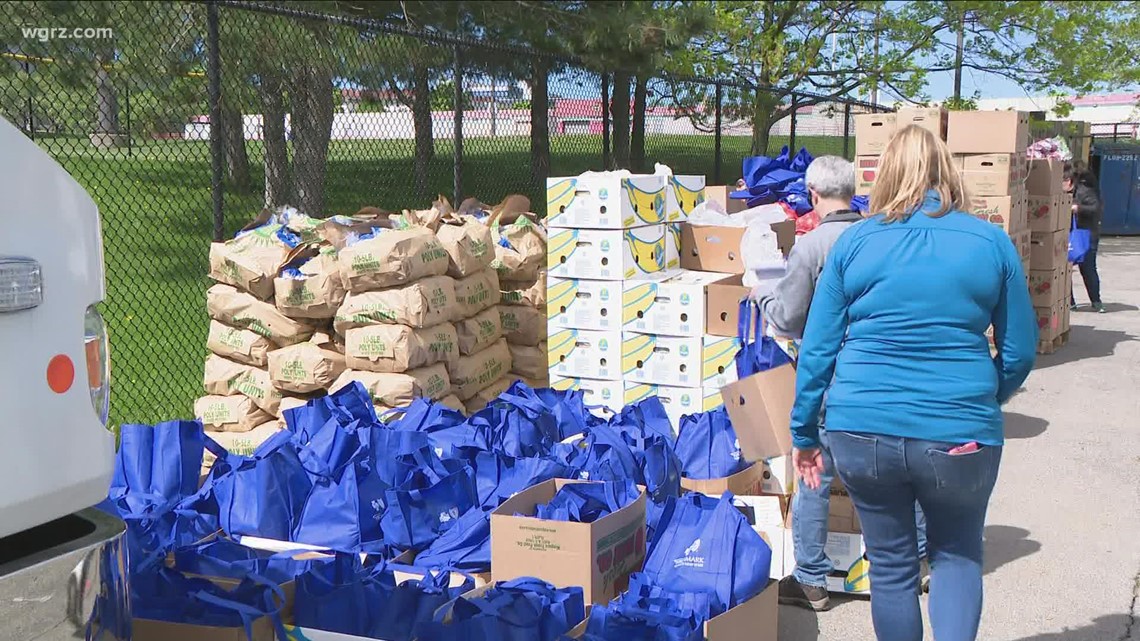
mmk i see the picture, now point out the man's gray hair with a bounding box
[805,155,856,200]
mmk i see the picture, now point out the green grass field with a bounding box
[39,133,854,425]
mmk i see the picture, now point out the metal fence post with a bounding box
[23,59,33,139]
[207,2,224,242]
[453,43,464,205]
[714,83,723,184]
[602,73,611,170]
[843,102,852,158]
[788,93,798,152]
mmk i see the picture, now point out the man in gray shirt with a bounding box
[756,156,928,610]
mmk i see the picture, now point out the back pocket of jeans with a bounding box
[829,431,878,481]
[927,447,1000,493]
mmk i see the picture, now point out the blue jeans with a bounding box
[792,429,928,587]
[828,431,1002,641]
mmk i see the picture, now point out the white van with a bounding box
[0,117,129,640]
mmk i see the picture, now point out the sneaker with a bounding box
[1070,302,1080,311]
[778,575,830,611]
[1094,302,1106,313]
[920,557,931,594]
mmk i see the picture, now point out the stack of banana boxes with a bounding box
[545,172,745,435]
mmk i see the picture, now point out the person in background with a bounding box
[1065,162,1104,312]
[755,155,928,612]
[790,126,1037,641]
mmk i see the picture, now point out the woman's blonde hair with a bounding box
[869,124,968,222]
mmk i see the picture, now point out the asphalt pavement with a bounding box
[780,236,1140,641]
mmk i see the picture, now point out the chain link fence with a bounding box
[0,1,888,425]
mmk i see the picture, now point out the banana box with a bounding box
[622,332,703,387]
[701,335,740,388]
[546,173,667,228]
[760,455,794,495]
[622,270,733,337]
[665,223,682,270]
[547,328,623,380]
[625,382,723,434]
[548,225,670,281]
[667,175,707,223]
[549,374,625,417]
[547,277,623,331]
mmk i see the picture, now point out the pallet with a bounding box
[1037,330,1070,355]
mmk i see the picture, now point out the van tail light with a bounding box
[0,257,42,312]
[84,305,111,427]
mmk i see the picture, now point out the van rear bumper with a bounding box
[0,507,130,641]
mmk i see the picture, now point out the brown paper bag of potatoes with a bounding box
[489,213,546,283]
[436,217,494,278]
[207,284,316,346]
[202,355,284,415]
[337,226,449,292]
[207,320,273,367]
[331,364,450,408]
[194,395,274,433]
[498,305,546,346]
[462,375,515,414]
[204,421,282,467]
[268,339,346,394]
[274,245,346,319]
[208,224,291,300]
[437,394,466,413]
[334,275,457,333]
[277,395,313,419]
[455,307,503,356]
[500,274,547,309]
[509,342,547,379]
[344,323,458,373]
[520,375,550,389]
[450,338,512,400]
[453,269,501,318]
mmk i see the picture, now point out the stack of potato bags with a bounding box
[491,196,549,397]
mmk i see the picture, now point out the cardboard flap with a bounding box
[721,364,796,461]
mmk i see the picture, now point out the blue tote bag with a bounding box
[294,553,386,637]
[380,463,479,551]
[209,430,313,540]
[172,538,319,585]
[373,567,475,641]
[674,407,748,480]
[131,566,288,640]
[414,505,493,573]
[285,381,377,443]
[735,299,793,378]
[417,577,585,641]
[111,420,205,514]
[1069,216,1093,264]
[473,451,570,509]
[641,493,771,615]
[535,480,640,523]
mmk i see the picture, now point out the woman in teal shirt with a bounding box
[790,125,1037,641]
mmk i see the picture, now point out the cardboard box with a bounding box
[666,222,682,271]
[550,374,626,416]
[1030,229,1069,270]
[854,156,880,196]
[705,186,749,214]
[960,153,1027,196]
[702,335,741,388]
[490,479,647,604]
[680,461,764,496]
[548,328,623,380]
[855,113,898,155]
[668,175,707,223]
[897,106,948,139]
[622,333,704,387]
[635,383,725,433]
[1027,159,1066,195]
[705,275,752,337]
[546,174,667,229]
[1027,193,1072,233]
[966,193,1028,234]
[948,110,1030,153]
[1013,230,1031,261]
[623,270,732,337]
[721,364,796,461]
[548,225,670,281]
[760,455,794,496]
[782,493,869,594]
[1035,304,1062,342]
[1063,263,1073,303]
[1029,269,1061,306]
[547,276,624,332]
[679,221,795,274]
[754,526,793,581]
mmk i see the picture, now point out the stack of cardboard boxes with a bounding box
[854,107,949,194]
[1026,159,1074,353]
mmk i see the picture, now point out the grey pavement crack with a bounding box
[1122,566,1139,641]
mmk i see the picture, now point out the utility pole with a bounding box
[870,7,881,104]
[953,10,966,102]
